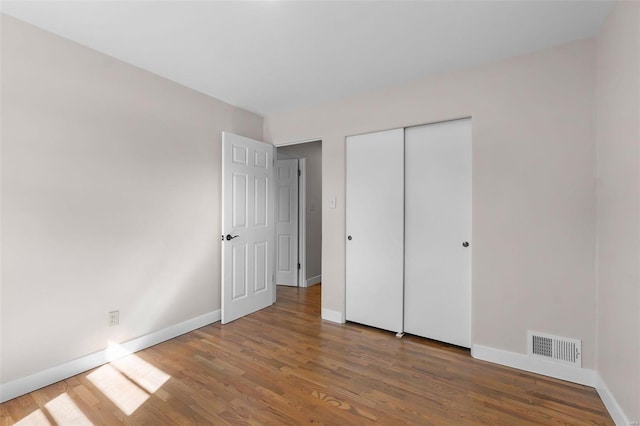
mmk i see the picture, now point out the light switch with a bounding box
[329,196,337,209]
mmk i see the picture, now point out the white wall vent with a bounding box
[527,331,581,367]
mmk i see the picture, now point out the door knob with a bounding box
[226,234,239,241]
[347,235,352,240]
[462,241,469,247]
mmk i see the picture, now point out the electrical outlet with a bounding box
[108,310,119,327]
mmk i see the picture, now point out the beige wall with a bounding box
[265,39,598,367]
[279,141,322,281]
[596,1,640,421]
[0,15,262,383]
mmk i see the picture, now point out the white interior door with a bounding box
[221,132,275,324]
[346,128,404,334]
[404,118,472,347]
[275,158,299,286]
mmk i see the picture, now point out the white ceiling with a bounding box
[1,1,613,116]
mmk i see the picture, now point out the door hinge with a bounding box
[298,169,301,177]
[298,263,301,270]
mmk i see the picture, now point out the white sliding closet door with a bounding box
[404,119,472,348]
[346,128,404,333]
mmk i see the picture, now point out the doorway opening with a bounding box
[276,140,322,289]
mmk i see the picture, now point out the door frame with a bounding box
[274,139,322,289]
[297,157,307,287]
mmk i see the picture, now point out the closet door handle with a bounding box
[226,234,239,241]
[462,241,469,247]
[347,235,352,241]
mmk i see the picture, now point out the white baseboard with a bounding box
[0,309,221,403]
[306,274,321,287]
[321,308,345,324]
[596,374,635,426]
[471,344,597,387]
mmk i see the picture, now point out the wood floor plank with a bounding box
[1,285,613,425]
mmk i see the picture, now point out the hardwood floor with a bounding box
[1,285,613,425]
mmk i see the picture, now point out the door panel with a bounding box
[232,244,247,299]
[278,187,291,222]
[404,119,472,347]
[222,132,275,324]
[254,241,268,292]
[346,128,404,334]
[232,174,247,227]
[254,177,268,226]
[275,159,299,286]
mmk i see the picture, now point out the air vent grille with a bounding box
[532,335,553,358]
[527,331,581,367]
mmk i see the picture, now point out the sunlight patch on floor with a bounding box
[13,409,51,426]
[87,364,149,416]
[84,343,172,416]
[111,353,171,394]
[45,393,93,425]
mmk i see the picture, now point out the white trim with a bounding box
[298,158,307,287]
[0,310,221,403]
[471,344,597,387]
[321,308,345,324]
[275,137,322,147]
[306,274,321,287]
[596,374,635,426]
